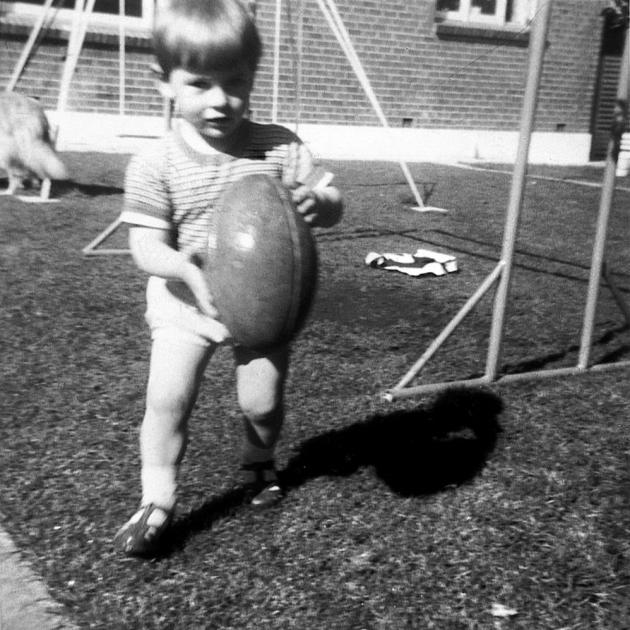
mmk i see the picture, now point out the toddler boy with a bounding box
[114,0,342,557]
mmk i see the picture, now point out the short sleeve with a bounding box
[120,147,172,230]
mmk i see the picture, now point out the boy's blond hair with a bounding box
[153,0,262,77]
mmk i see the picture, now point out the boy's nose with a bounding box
[205,86,228,109]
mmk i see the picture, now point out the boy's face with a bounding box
[164,62,254,149]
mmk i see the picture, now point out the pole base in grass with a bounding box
[16,196,60,203]
[408,205,449,213]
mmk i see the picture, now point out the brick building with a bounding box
[0,0,623,162]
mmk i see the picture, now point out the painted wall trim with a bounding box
[51,112,593,165]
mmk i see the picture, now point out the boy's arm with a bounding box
[129,226,218,319]
[282,142,343,228]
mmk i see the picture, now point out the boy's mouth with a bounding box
[203,117,231,129]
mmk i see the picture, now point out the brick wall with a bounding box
[0,26,163,114]
[251,0,605,133]
[0,0,606,133]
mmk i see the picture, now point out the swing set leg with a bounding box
[82,217,130,256]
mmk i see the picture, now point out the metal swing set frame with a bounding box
[384,0,630,400]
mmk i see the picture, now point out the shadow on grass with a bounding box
[503,324,630,375]
[57,180,124,197]
[160,388,502,557]
[283,387,503,496]
[157,488,250,557]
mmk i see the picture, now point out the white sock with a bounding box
[141,464,177,510]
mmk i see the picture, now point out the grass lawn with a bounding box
[1,153,629,629]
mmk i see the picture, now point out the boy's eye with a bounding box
[189,80,212,90]
[183,71,250,93]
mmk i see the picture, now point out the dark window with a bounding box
[3,0,142,18]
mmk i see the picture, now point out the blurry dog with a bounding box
[0,91,68,195]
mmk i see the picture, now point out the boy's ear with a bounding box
[158,81,175,99]
[150,63,173,98]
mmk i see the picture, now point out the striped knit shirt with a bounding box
[120,119,302,257]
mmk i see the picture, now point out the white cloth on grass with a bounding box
[365,248,458,277]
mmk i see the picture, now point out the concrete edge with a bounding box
[0,526,79,630]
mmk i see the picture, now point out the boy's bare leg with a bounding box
[114,337,214,555]
[140,337,214,510]
[235,344,289,459]
[235,344,289,506]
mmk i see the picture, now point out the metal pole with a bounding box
[484,0,554,381]
[6,0,56,91]
[119,0,126,118]
[56,0,90,121]
[385,359,630,402]
[389,262,504,393]
[294,0,304,131]
[578,29,629,368]
[315,0,433,211]
[82,217,126,255]
[39,0,87,200]
[271,0,282,123]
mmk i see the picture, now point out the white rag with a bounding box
[365,248,458,277]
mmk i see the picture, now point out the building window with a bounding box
[435,0,534,26]
[0,0,153,29]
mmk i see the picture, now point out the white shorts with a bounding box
[145,276,229,348]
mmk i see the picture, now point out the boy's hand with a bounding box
[180,262,232,343]
[291,186,318,223]
[282,142,333,224]
[181,261,217,317]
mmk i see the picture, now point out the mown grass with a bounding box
[0,154,629,629]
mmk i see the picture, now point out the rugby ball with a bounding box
[206,174,318,350]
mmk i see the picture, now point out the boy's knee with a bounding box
[239,391,282,424]
[242,403,283,449]
[147,385,191,420]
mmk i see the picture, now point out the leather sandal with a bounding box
[113,503,173,557]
